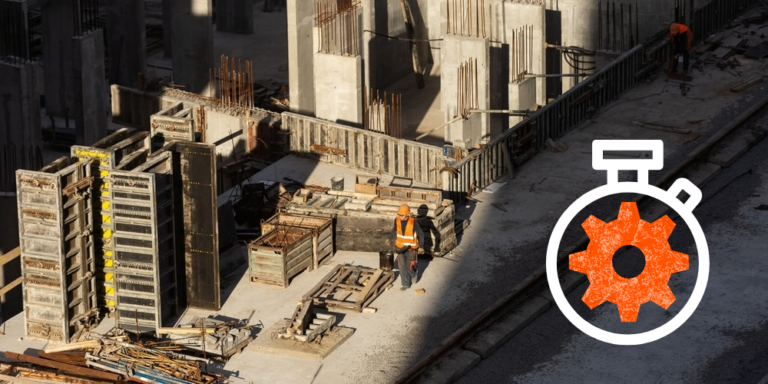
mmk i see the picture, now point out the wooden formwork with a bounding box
[248,227,314,288]
[260,213,334,270]
[303,264,395,312]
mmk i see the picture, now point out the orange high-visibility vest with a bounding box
[395,217,419,250]
[670,23,693,50]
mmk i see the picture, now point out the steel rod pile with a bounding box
[446,0,486,38]
[315,0,361,56]
[457,58,479,118]
[511,25,534,83]
[363,86,403,138]
[598,1,640,51]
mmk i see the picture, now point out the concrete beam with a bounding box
[107,0,146,89]
[42,0,77,117]
[72,29,107,145]
[217,0,254,35]
[171,0,213,96]
[287,0,315,115]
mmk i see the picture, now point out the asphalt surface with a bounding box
[458,105,768,383]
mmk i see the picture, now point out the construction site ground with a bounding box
[3,7,768,384]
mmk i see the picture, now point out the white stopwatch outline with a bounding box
[546,140,710,345]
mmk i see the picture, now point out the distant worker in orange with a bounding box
[390,204,424,291]
[669,22,693,74]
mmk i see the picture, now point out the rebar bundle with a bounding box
[211,54,255,110]
[456,58,478,118]
[363,87,403,138]
[511,25,534,83]
[598,1,640,52]
[315,0,361,56]
[446,0,486,38]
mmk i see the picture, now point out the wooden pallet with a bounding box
[303,264,395,312]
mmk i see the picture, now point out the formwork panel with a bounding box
[16,160,97,343]
[110,151,178,333]
[176,142,220,310]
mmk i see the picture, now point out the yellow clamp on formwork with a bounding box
[102,229,112,239]
[100,170,109,178]
[102,215,111,224]
[104,259,113,268]
[102,201,110,210]
[100,190,110,197]
[106,300,115,307]
[105,273,114,282]
[105,285,115,295]
[101,182,110,190]
[104,250,113,258]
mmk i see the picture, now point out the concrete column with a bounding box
[0,61,42,192]
[500,2,546,106]
[163,0,172,58]
[42,0,77,117]
[0,1,31,60]
[217,0,254,34]
[287,0,315,115]
[313,53,363,125]
[171,0,213,96]
[440,35,490,149]
[72,29,107,145]
[509,77,535,126]
[107,0,146,89]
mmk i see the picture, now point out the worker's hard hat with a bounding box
[397,204,411,215]
[670,23,679,34]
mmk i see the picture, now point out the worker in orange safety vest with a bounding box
[669,22,693,74]
[389,204,425,291]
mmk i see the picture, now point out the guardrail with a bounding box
[442,0,759,202]
[283,112,445,188]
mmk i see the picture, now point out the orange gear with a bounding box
[569,202,689,322]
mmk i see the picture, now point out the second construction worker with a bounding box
[669,22,693,74]
[390,204,424,291]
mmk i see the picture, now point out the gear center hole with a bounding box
[613,245,646,279]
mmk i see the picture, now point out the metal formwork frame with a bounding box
[110,152,178,333]
[16,159,97,343]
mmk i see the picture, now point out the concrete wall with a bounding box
[217,0,254,34]
[163,0,173,57]
[363,0,432,90]
[42,0,76,116]
[0,61,42,192]
[287,0,315,115]
[107,0,146,89]
[72,30,107,145]
[499,2,546,106]
[314,53,363,126]
[509,77,536,126]
[440,35,490,148]
[171,0,214,96]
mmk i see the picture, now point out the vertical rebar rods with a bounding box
[446,0,486,38]
[599,1,643,52]
[457,58,478,118]
[511,26,533,83]
[209,55,254,111]
[363,87,402,138]
[315,0,360,56]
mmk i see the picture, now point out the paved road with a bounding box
[459,118,768,383]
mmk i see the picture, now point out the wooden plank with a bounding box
[0,247,20,266]
[356,269,383,303]
[4,351,121,382]
[323,267,354,296]
[0,277,21,296]
[304,265,342,299]
[42,340,100,354]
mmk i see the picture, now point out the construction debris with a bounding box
[730,76,764,92]
[158,316,255,359]
[304,264,395,312]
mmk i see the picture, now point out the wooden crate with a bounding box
[260,213,334,270]
[248,227,314,288]
[355,174,378,194]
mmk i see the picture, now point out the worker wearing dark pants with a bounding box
[389,204,424,291]
[669,23,693,74]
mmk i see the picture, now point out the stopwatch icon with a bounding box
[546,140,710,346]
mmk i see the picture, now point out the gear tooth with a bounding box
[617,202,640,223]
[650,285,677,309]
[650,215,676,240]
[582,284,609,309]
[582,215,607,239]
[616,300,642,322]
[569,250,592,274]
[666,250,689,273]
